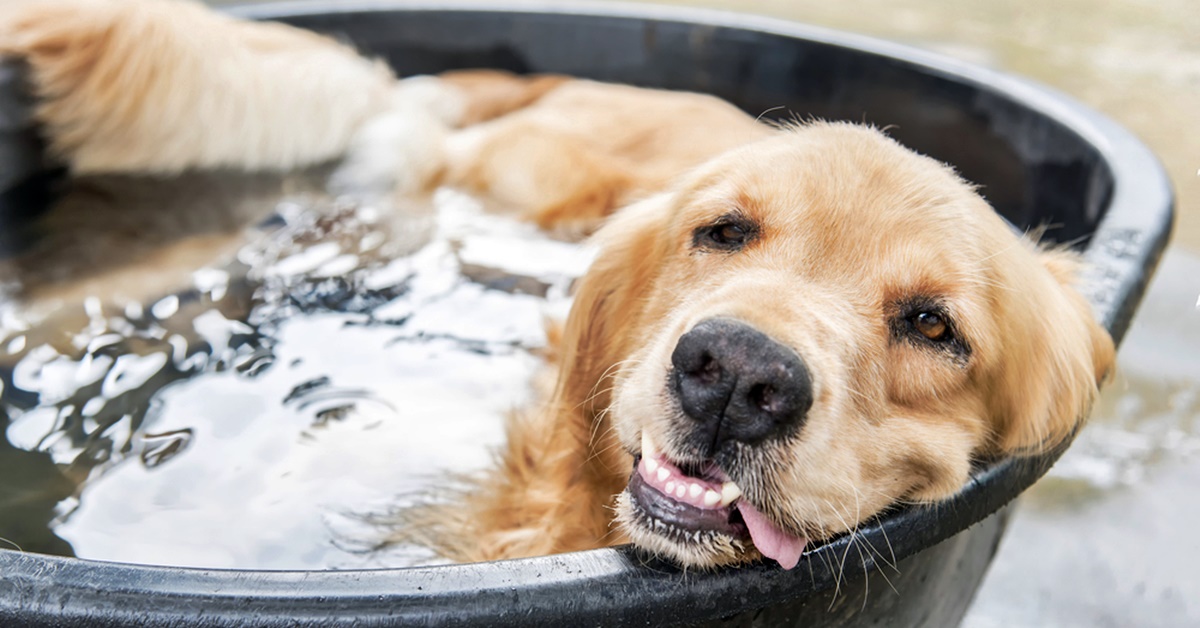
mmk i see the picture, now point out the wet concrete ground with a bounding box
[162,1,1200,624]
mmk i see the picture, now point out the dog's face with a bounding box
[559,123,1114,569]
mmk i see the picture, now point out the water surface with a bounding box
[0,173,590,569]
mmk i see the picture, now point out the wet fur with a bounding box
[1,0,1115,567]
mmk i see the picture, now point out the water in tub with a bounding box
[0,171,592,569]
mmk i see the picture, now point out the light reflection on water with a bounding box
[0,174,590,569]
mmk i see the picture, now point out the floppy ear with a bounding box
[553,193,675,413]
[987,247,1116,455]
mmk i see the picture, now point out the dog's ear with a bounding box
[986,247,1115,455]
[554,193,675,412]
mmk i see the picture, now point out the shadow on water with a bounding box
[0,165,589,568]
[0,408,74,556]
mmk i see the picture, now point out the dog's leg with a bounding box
[384,303,630,563]
[442,121,638,238]
[435,72,644,236]
[0,0,395,174]
[417,72,765,236]
[335,70,638,237]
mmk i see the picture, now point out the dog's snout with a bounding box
[671,318,813,449]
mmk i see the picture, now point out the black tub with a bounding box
[0,2,1173,626]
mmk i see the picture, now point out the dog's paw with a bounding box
[386,75,468,127]
[328,88,451,198]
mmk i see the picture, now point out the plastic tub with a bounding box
[0,2,1173,626]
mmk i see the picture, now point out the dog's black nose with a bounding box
[671,317,813,450]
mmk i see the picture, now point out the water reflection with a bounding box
[0,415,74,556]
[0,170,590,569]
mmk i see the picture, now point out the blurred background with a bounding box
[207,1,1198,625]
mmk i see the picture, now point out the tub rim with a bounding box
[0,2,1174,626]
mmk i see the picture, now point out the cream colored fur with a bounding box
[0,0,395,173]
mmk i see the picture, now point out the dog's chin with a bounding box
[616,436,811,569]
[614,487,754,570]
[613,450,758,569]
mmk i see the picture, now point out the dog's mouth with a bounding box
[626,433,807,569]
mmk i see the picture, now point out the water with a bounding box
[0,173,591,569]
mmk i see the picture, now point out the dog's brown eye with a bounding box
[712,224,746,244]
[892,300,969,360]
[912,311,948,341]
[693,215,758,251]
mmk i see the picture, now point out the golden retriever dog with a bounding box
[0,0,1114,570]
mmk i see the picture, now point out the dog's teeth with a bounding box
[656,467,670,482]
[688,483,703,499]
[645,457,659,473]
[674,484,687,499]
[703,489,721,506]
[719,481,743,506]
[665,481,677,495]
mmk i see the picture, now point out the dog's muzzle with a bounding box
[623,317,812,569]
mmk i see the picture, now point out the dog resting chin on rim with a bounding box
[382,118,1114,570]
[570,127,1116,570]
[2,0,1116,570]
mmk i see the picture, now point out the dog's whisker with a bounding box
[583,432,627,465]
[843,485,901,595]
[851,537,871,612]
[587,358,640,394]
[819,497,858,602]
[586,395,620,450]
[868,514,901,575]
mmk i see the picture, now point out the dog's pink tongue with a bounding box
[737,501,807,570]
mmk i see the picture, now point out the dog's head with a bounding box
[558,123,1114,569]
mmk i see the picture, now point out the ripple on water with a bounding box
[0,178,591,569]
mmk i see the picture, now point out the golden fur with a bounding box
[1,0,1114,569]
[0,0,394,173]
